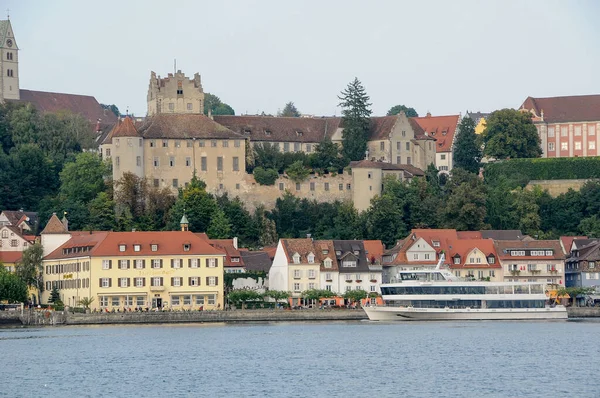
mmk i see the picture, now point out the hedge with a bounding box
[253,167,279,185]
[484,157,600,185]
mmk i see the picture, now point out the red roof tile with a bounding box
[363,240,384,264]
[110,117,140,139]
[520,95,600,123]
[40,214,68,235]
[0,252,22,264]
[560,236,587,254]
[138,114,242,140]
[19,89,118,125]
[411,114,460,153]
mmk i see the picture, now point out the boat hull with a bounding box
[363,306,568,321]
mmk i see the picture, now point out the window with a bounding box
[293,254,301,264]
[308,269,316,278]
[217,157,223,171]
[183,295,191,306]
[120,277,129,287]
[234,140,241,148]
[590,262,596,269]
[172,259,181,269]
[296,183,301,191]
[169,156,175,167]
[488,257,495,264]
[137,296,145,306]
[115,157,120,167]
[172,296,180,306]
[211,140,217,148]
[308,254,315,264]
[283,143,290,152]
[346,184,351,190]
[185,157,191,167]
[306,144,312,153]
[575,126,582,136]
[294,269,301,278]
[440,154,446,160]
[396,156,401,164]
[510,250,525,256]
[279,183,284,191]
[105,148,111,157]
[575,141,582,150]
[407,157,412,165]
[100,296,108,307]
[150,140,156,147]
[405,142,410,151]
[101,278,110,288]
[172,277,182,287]
[548,142,555,151]
[339,184,344,191]
[168,103,174,111]
[233,157,239,171]
[432,241,440,247]
[190,277,199,286]
[589,125,596,136]
[6,52,12,60]
[201,157,207,171]
[134,156,141,167]
[294,283,301,292]
[162,140,168,147]
[208,276,216,286]
[173,179,178,188]
[380,142,385,151]
[561,127,568,137]
[548,127,555,137]
[590,141,596,150]
[424,253,430,260]
[112,297,120,307]
[174,140,181,148]
[324,259,332,268]
[207,258,217,268]
[187,103,193,110]
[6,69,13,77]
[561,142,568,151]
[294,143,300,152]
[324,182,329,191]
[151,244,158,252]
[152,259,161,268]
[222,140,229,148]
[102,260,111,270]
[120,259,128,270]
[152,277,162,286]
[119,244,126,252]
[190,258,199,268]
[135,259,144,269]
[183,244,191,252]
[310,182,315,191]
[153,157,159,167]
[454,257,460,264]
[342,260,357,267]
[199,140,205,147]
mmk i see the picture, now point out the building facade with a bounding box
[42,230,225,311]
[411,113,460,174]
[520,95,600,158]
[565,239,600,288]
[147,70,205,116]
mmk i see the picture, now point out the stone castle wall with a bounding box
[526,179,594,197]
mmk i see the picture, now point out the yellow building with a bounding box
[41,229,225,311]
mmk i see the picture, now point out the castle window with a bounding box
[162,140,168,147]
[294,143,300,152]
[380,142,385,151]
[396,156,401,164]
[150,140,156,147]
[296,131,303,137]
[185,157,191,167]
[201,157,207,171]
[306,144,312,153]
[115,139,120,147]
[106,149,111,157]
[6,69,13,77]
[173,179,178,188]
[234,140,241,148]
[153,179,159,187]
[407,157,412,165]
[199,140,205,147]
[127,138,132,147]
[265,130,272,136]
[310,182,315,191]
[153,157,159,167]
[187,103,192,110]
[368,172,372,179]
[339,184,343,191]
[136,156,141,166]
[279,183,284,191]
[219,184,224,190]
[405,142,410,151]
[169,103,174,111]
[169,156,175,167]
[283,143,290,152]
[115,157,120,167]
[217,157,223,171]
[211,140,217,147]
[296,183,301,191]
[175,140,181,148]
[402,131,406,137]
[235,183,240,190]
[187,140,193,147]
[324,182,329,191]
[222,140,229,148]
[6,52,12,60]
[346,184,351,190]
[233,157,239,171]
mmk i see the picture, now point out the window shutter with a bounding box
[118,278,121,288]
[127,260,131,269]
[160,277,163,286]
[142,277,146,287]
[108,278,112,288]
[206,277,209,285]
[205,258,209,267]
[99,278,102,287]
[142,259,146,268]
[171,277,174,286]
[181,259,184,268]
[188,259,191,268]
[109,260,112,269]
[215,277,219,286]
[188,277,191,286]
[128,278,131,287]
[198,277,201,286]
[215,258,219,268]
[160,259,163,268]
[171,259,174,268]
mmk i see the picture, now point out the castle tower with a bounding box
[0,18,20,101]
[180,213,189,231]
[109,116,144,180]
[147,70,204,116]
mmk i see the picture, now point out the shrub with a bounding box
[285,160,311,183]
[253,167,279,185]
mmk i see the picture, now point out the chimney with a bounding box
[426,112,432,117]
[61,212,69,231]
[233,237,238,250]
[306,233,312,240]
[208,109,213,120]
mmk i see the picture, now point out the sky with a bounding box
[6,0,600,117]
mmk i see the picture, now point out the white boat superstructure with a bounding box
[364,254,568,321]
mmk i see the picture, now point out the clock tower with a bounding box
[0,18,19,101]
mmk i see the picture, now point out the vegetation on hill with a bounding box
[204,93,235,116]
[339,78,372,161]
[481,109,541,159]
[387,104,418,117]
[484,157,600,185]
[278,102,301,117]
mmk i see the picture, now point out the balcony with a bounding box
[345,279,353,283]
[510,270,521,276]
[550,269,558,274]
[325,279,333,282]
[529,269,541,275]
[370,279,377,283]
[355,280,362,283]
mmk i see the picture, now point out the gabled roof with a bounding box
[332,240,370,273]
[349,160,425,176]
[208,239,244,267]
[368,116,398,140]
[363,240,384,264]
[240,251,272,273]
[0,210,38,229]
[0,251,22,264]
[214,115,340,143]
[109,117,140,139]
[520,95,600,123]
[494,240,565,260]
[314,240,338,271]
[19,89,118,126]
[480,230,524,240]
[44,231,110,260]
[41,214,68,235]
[0,20,17,49]
[282,238,317,264]
[411,114,460,153]
[560,236,588,254]
[446,239,501,269]
[138,114,243,140]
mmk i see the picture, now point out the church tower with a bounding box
[0,17,19,101]
[147,70,204,116]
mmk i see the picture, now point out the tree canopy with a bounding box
[204,93,235,116]
[339,78,372,161]
[0,265,28,303]
[387,104,418,117]
[279,102,301,117]
[481,109,541,159]
[453,116,481,174]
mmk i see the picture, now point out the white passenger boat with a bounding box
[363,256,567,321]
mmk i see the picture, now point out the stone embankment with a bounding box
[1,309,368,327]
[566,307,600,318]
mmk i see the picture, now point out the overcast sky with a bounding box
[7,0,600,117]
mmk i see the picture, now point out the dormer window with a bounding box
[231,257,240,263]
[119,244,126,252]
[545,250,553,256]
[307,253,315,264]
[342,260,357,267]
[322,249,329,255]
[432,241,440,247]
[296,131,303,136]
[336,250,342,256]
[454,256,461,264]
[324,258,332,268]
[442,130,447,135]
[151,244,158,252]
[265,130,272,136]
[292,253,301,264]
[134,244,141,252]
[183,244,191,252]
[244,129,251,135]
[488,256,495,264]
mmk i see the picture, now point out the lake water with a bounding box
[1,320,599,398]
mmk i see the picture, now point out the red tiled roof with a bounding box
[457,231,482,239]
[411,114,460,153]
[314,240,338,271]
[363,240,384,263]
[208,239,244,267]
[44,231,109,260]
[19,89,118,125]
[40,214,68,235]
[446,239,501,269]
[349,160,425,176]
[368,116,398,140]
[110,117,140,139]
[560,236,587,254]
[520,95,600,123]
[494,240,565,260]
[264,246,277,260]
[0,252,22,264]
[282,238,317,264]
[213,115,341,143]
[138,114,243,139]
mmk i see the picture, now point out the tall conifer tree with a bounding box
[338,78,372,161]
[453,116,482,174]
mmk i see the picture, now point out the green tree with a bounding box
[579,215,600,237]
[87,192,116,231]
[386,104,418,117]
[0,265,28,303]
[101,104,120,117]
[77,297,95,310]
[252,142,284,172]
[48,286,60,303]
[227,289,262,309]
[365,193,406,248]
[263,290,290,306]
[59,152,110,204]
[15,242,44,304]
[168,176,216,232]
[253,167,279,185]
[216,194,257,247]
[285,160,310,183]
[279,102,301,117]
[338,78,372,161]
[207,208,232,239]
[302,289,335,306]
[332,201,359,240]
[343,289,368,307]
[481,109,542,159]
[255,207,278,247]
[443,172,488,231]
[511,187,541,235]
[204,93,235,115]
[310,137,347,173]
[453,116,482,174]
